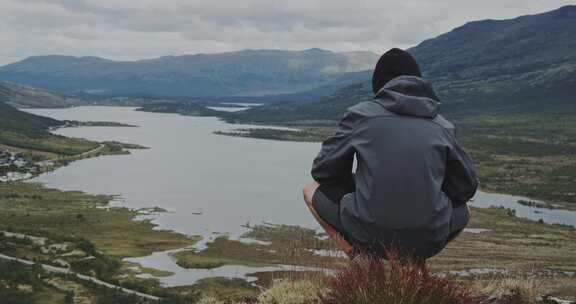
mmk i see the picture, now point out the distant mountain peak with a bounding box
[16,55,114,68]
[553,5,576,17]
[304,48,332,53]
[557,4,576,11]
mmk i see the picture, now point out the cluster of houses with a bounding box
[0,150,38,182]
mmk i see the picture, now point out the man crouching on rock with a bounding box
[303,48,478,261]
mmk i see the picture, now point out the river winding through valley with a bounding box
[26,106,576,286]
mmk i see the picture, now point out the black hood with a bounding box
[374,76,440,118]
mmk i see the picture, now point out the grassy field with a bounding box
[0,259,167,304]
[173,224,339,270]
[0,182,202,302]
[173,211,576,301]
[0,130,99,157]
[0,143,59,162]
[169,277,260,302]
[0,183,195,258]
[456,114,576,207]
[432,207,576,272]
[175,211,576,272]
[215,128,329,143]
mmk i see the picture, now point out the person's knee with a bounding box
[303,180,319,205]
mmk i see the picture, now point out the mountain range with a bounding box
[0,49,377,98]
[230,5,576,123]
[413,5,576,114]
[1,5,575,123]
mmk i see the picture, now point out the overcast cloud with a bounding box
[0,0,573,65]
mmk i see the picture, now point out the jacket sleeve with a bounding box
[443,140,479,207]
[311,111,361,185]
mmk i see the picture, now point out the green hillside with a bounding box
[0,102,62,138]
[0,102,99,156]
[0,81,82,108]
[412,5,576,114]
[137,102,222,117]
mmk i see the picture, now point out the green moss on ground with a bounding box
[431,207,576,272]
[173,251,267,269]
[0,130,100,156]
[169,277,259,302]
[215,128,328,142]
[173,224,340,270]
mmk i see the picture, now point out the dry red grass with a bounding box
[319,251,480,304]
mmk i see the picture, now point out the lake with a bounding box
[29,106,318,236]
[26,106,576,286]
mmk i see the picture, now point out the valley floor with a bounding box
[1,111,576,303]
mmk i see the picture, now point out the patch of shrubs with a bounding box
[319,252,478,304]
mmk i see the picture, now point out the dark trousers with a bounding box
[312,180,355,242]
[312,180,469,249]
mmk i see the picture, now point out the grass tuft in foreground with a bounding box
[472,275,543,304]
[258,280,326,304]
[320,252,477,304]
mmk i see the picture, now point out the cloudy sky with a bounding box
[0,0,573,65]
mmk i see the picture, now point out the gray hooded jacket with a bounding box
[311,76,478,258]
